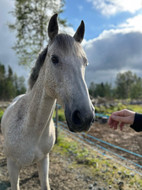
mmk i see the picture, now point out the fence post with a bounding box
[55,103,58,144]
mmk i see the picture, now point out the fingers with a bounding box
[119,122,125,131]
[108,110,127,125]
[109,116,119,130]
[108,115,116,125]
[111,114,128,123]
[108,109,135,131]
[109,120,125,131]
[108,114,125,131]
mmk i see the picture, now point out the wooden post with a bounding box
[55,103,58,144]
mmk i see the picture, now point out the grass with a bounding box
[0,108,4,123]
[53,130,142,189]
[95,103,142,116]
[127,104,142,113]
[53,108,65,121]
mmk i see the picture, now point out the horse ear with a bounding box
[73,20,85,43]
[48,14,58,40]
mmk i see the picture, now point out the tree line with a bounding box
[0,63,26,100]
[89,71,142,99]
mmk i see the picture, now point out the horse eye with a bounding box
[51,55,59,65]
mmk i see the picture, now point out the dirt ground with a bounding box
[88,122,142,165]
[0,121,142,190]
[0,133,108,190]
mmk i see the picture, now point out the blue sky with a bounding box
[61,0,142,38]
[0,0,142,85]
[61,0,135,39]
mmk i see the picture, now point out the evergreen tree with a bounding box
[89,71,142,99]
[89,82,95,97]
[0,64,6,98]
[0,63,26,100]
[89,82,112,98]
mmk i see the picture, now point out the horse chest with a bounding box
[33,126,55,162]
[11,137,54,167]
[37,134,55,155]
[4,126,55,167]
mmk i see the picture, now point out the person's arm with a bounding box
[130,113,142,132]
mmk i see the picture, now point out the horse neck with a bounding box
[27,63,56,132]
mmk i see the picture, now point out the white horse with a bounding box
[1,14,95,190]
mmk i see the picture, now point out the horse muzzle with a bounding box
[65,106,95,133]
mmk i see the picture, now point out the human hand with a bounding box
[108,109,135,131]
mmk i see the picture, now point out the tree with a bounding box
[0,63,6,98]
[0,63,26,100]
[9,0,67,66]
[103,82,113,98]
[130,77,142,99]
[89,71,142,99]
[89,82,96,97]
[8,66,13,80]
[13,75,26,95]
[115,71,137,99]
[0,64,5,79]
[89,82,112,98]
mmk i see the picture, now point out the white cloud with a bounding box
[60,25,75,36]
[83,17,142,84]
[119,14,142,32]
[87,0,142,15]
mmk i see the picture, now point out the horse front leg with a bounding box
[7,158,20,190]
[37,154,50,190]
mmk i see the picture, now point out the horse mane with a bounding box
[28,47,48,90]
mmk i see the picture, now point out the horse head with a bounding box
[45,14,95,132]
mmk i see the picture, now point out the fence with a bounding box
[55,104,142,176]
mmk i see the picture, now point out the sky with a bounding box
[0,0,142,86]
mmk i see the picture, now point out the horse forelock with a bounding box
[52,34,75,53]
[28,47,48,90]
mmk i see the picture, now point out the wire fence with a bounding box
[57,122,142,176]
[54,104,142,176]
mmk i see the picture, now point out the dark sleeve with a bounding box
[130,113,142,132]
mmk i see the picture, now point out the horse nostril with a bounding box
[72,110,82,125]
